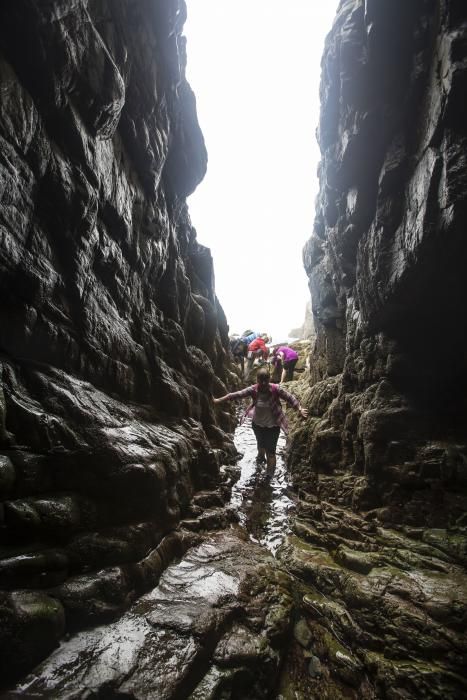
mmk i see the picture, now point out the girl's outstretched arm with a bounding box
[213,386,255,404]
[278,386,308,418]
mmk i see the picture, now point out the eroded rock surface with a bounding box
[5,531,293,699]
[0,0,239,684]
[285,0,467,697]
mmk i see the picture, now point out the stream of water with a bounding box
[6,420,296,696]
[230,420,295,555]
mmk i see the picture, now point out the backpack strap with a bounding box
[243,384,258,421]
[254,383,279,401]
[270,383,279,396]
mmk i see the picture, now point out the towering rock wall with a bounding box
[0,0,235,682]
[303,0,467,530]
[282,1,467,696]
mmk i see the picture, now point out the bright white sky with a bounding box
[184,1,338,344]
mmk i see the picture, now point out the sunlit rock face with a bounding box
[285,0,467,696]
[0,0,237,684]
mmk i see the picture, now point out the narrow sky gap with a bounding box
[184,1,338,343]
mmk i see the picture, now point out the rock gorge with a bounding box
[0,0,466,699]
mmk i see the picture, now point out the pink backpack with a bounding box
[242,383,287,429]
[248,383,280,412]
[251,382,279,399]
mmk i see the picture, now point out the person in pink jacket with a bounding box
[214,367,307,467]
[272,345,299,382]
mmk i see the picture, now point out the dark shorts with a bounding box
[252,423,280,452]
[284,358,298,379]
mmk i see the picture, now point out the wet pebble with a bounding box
[308,654,322,678]
[294,618,312,648]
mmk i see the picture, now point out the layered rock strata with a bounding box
[285,0,467,696]
[0,0,237,684]
[6,530,293,699]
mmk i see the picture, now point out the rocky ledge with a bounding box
[4,525,293,699]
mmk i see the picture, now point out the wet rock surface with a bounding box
[230,423,295,555]
[0,0,241,684]
[277,493,467,698]
[284,0,467,697]
[3,422,297,698]
[4,532,293,700]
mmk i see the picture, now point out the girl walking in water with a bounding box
[213,367,308,467]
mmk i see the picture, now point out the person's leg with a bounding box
[241,343,247,373]
[265,427,280,468]
[245,351,254,378]
[292,358,298,379]
[271,361,281,383]
[233,350,243,372]
[286,359,298,381]
[252,423,266,463]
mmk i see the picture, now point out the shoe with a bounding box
[256,455,266,465]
